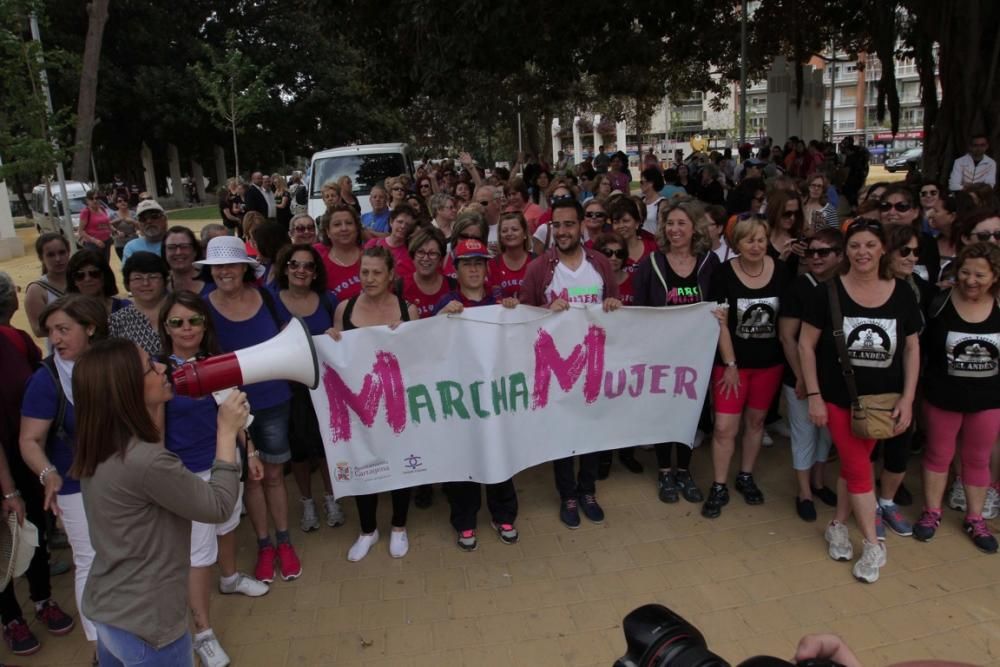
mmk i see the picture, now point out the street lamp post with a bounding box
[739,0,747,147]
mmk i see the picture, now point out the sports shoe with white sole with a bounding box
[825,521,853,561]
[852,539,886,583]
[348,530,379,562]
[193,629,230,667]
[948,478,967,512]
[300,497,320,533]
[324,495,346,527]
[218,572,269,597]
[389,529,409,558]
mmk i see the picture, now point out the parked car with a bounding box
[307,143,415,218]
[884,147,922,173]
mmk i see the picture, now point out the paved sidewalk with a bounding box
[8,440,1000,666]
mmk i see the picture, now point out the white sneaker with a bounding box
[300,497,320,532]
[761,430,774,447]
[948,478,967,511]
[852,539,886,583]
[218,572,269,597]
[389,529,409,558]
[825,521,853,561]
[348,530,379,562]
[324,495,345,527]
[193,630,231,667]
[983,484,1000,520]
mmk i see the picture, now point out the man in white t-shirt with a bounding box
[519,198,621,530]
[948,134,996,192]
[474,184,501,256]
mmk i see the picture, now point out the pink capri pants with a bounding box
[923,401,1000,488]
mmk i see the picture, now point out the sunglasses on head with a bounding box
[287,259,316,271]
[73,268,102,280]
[600,248,628,260]
[879,201,912,213]
[847,219,883,233]
[897,246,919,258]
[165,315,206,329]
[973,230,1000,242]
[804,247,840,258]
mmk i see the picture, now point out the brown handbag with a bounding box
[827,281,901,440]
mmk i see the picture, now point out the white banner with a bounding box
[310,303,720,497]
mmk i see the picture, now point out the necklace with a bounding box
[738,257,764,278]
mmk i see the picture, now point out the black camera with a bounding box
[615,604,841,667]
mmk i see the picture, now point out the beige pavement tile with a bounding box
[405,594,449,624]
[293,580,342,610]
[625,539,677,566]
[382,572,426,600]
[585,547,637,573]
[361,599,408,628]
[521,605,578,639]
[476,611,530,643]
[736,600,800,635]
[517,532,563,558]
[383,622,435,656]
[315,603,364,632]
[232,639,290,666]
[533,579,585,607]
[430,618,482,650]
[448,588,497,618]
[567,599,623,631]
[340,577,382,604]
[697,580,754,612]
[464,562,514,589]
[507,637,568,666]
[558,630,619,665]
[459,644,514,666]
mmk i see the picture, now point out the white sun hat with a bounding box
[0,515,39,590]
[193,236,260,269]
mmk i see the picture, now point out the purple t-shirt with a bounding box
[21,367,80,495]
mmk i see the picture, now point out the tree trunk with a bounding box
[70,0,110,182]
[231,119,240,180]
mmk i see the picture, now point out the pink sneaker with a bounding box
[277,543,302,580]
[254,545,276,584]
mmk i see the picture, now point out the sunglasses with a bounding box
[292,225,315,234]
[584,212,608,219]
[896,246,919,258]
[879,201,912,213]
[139,213,165,221]
[144,356,158,376]
[781,210,798,219]
[973,230,1000,242]
[73,268,102,280]
[287,259,317,271]
[165,243,194,252]
[920,189,938,197]
[804,247,840,258]
[601,248,628,260]
[165,315,206,329]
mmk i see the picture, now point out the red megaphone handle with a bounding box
[171,353,245,397]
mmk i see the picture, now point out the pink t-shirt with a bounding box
[317,245,362,301]
[80,206,112,242]
[364,237,415,281]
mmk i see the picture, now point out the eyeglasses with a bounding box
[809,183,824,189]
[920,189,939,197]
[804,247,840,258]
[419,184,431,190]
[129,273,164,284]
[73,269,102,280]
[846,219,883,233]
[584,211,608,219]
[476,200,492,207]
[291,225,315,234]
[139,213,165,222]
[414,250,442,260]
[973,230,1000,242]
[391,186,405,192]
[287,259,317,271]
[600,248,628,260]
[896,246,919,258]
[165,315,206,329]
[165,243,194,252]
[144,357,158,376]
[879,201,912,213]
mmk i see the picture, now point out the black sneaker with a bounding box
[559,498,581,529]
[657,471,679,504]
[964,517,999,554]
[674,469,703,503]
[3,619,40,656]
[578,494,605,524]
[597,453,612,480]
[811,486,838,507]
[701,484,729,519]
[913,509,941,542]
[414,485,433,509]
[35,599,75,635]
[893,482,913,507]
[796,497,817,522]
[619,454,644,474]
[734,473,764,505]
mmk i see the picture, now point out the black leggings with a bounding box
[655,442,693,470]
[873,430,911,475]
[355,489,411,534]
[0,462,51,624]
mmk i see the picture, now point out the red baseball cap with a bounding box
[453,239,490,261]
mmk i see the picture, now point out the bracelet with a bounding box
[724,360,737,368]
[39,465,56,485]
[247,450,260,459]
[806,392,821,397]
[3,490,20,500]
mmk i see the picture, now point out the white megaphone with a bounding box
[171,317,319,398]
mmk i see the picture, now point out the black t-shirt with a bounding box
[802,277,922,408]
[778,272,822,387]
[661,258,702,306]
[923,294,1000,413]
[708,259,790,368]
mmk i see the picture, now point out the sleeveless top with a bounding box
[29,275,64,304]
[342,295,410,331]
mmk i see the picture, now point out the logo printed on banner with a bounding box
[335,461,351,481]
[403,454,424,472]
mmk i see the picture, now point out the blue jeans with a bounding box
[95,622,193,667]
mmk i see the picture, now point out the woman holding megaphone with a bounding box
[328,246,419,562]
[158,290,268,667]
[196,236,302,585]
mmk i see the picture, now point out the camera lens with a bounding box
[614,604,729,667]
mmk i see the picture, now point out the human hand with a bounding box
[439,301,464,315]
[43,473,62,516]
[549,298,570,312]
[794,377,807,401]
[807,395,828,427]
[1,495,25,526]
[712,306,728,326]
[218,391,250,435]
[793,633,861,667]
[603,297,622,312]
[325,327,342,341]
[501,297,519,309]
[388,319,405,330]
[719,365,741,399]
[892,397,913,434]
[247,456,264,481]
[459,151,474,168]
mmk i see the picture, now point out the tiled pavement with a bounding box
[8,440,1000,667]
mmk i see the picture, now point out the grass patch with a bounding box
[165,205,217,220]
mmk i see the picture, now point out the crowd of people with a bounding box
[0,132,998,665]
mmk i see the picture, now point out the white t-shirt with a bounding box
[643,197,664,234]
[487,224,499,257]
[713,239,737,263]
[545,258,605,305]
